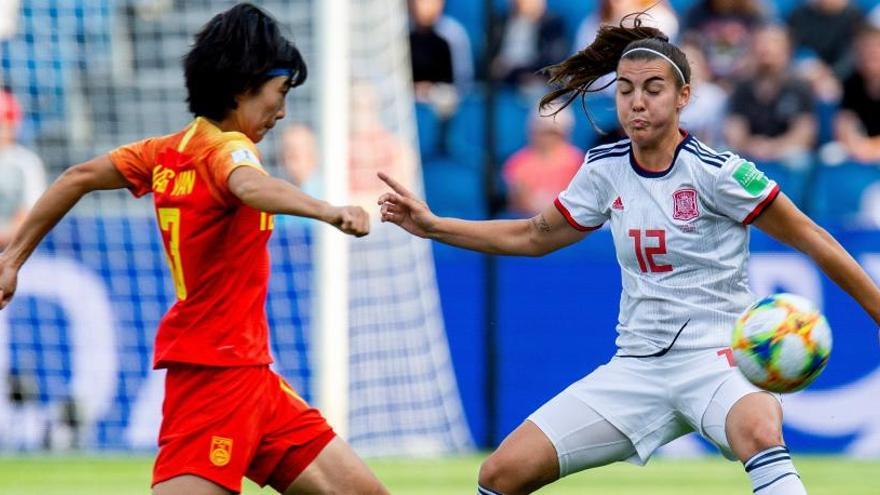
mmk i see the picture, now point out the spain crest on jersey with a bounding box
[672,188,700,221]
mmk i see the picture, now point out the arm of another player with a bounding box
[752,192,880,326]
[0,154,131,309]
[227,166,368,237]
[377,172,588,256]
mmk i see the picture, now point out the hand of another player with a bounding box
[330,206,370,237]
[0,256,18,310]
[377,172,438,238]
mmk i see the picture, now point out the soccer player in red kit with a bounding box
[0,4,389,495]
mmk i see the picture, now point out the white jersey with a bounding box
[556,133,779,356]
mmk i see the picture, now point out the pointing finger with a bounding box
[377,172,414,198]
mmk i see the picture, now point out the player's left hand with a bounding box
[0,256,19,310]
[332,205,370,237]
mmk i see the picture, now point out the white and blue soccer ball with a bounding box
[731,293,832,393]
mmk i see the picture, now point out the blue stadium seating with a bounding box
[446,88,533,169]
[811,162,880,225]
[422,156,487,219]
[415,102,443,160]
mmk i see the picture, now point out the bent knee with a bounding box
[479,453,546,495]
[478,454,503,489]
[729,419,784,460]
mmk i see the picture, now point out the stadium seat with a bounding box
[494,89,531,162]
[753,160,814,210]
[422,156,487,219]
[415,102,442,160]
[811,162,880,225]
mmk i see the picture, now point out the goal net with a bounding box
[0,0,472,455]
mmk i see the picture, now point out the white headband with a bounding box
[620,47,686,84]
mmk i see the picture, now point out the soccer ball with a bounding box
[731,293,832,393]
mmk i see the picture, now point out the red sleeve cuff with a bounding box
[743,184,780,225]
[554,197,603,232]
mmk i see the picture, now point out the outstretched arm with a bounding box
[753,193,880,325]
[0,154,131,309]
[228,166,369,237]
[377,172,589,256]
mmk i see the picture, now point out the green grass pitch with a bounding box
[0,455,876,494]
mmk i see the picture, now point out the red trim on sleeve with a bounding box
[742,184,780,225]
[554,197,603,232]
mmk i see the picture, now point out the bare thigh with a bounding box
[153,475,231,495]
[283,436,388,495]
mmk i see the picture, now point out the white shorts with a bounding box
[528,347,781,475]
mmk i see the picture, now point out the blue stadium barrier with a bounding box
[438,228,880,454]
[811,162,880,226]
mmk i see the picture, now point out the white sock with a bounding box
[744,446,807,494]
[477,485,503,495]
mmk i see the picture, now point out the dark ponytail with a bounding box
[539,13,690,119]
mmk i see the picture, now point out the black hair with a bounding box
[540,13,690,118]
[184,3,307,121]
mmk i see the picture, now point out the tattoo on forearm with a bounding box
[532,214,551,233]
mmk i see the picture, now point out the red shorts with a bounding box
[152,364,335,493]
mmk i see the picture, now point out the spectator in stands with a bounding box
[408,0,472,118]
[489,0,568,92]
[787,0,861,104]
[834,24,880,164]
[349,81,417,216]
[0,88,46,249]
[679,41,728,148]
[787,0,863,81]
[574,0,679,53]
[681,0,765,84]
[502,106,583,216]
[724,24,816,204]
[279,123,321,199]
[409,0,452,87]
[408,0,473,97]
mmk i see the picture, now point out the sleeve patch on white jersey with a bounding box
[231,148,260,165]
[732,160,769,196]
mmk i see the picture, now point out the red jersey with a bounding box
[109,117,275,368]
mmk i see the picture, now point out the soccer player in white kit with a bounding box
[378,18,880,495]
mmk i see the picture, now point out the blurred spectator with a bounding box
[724,25,816,203]
[574,0,679,53]
[682,0,766,84]
[787,0,861,104]
[502,106,583,216]
[0,88,46,249]
[409,0,473,96]
[680,41,728,148]
[833,24,880,164]
[409,0,473,120]
[489,0,568,92]
[409,0,453,88]
[279,124,322,199]
[349,82,417,216]
[787,0,863,80]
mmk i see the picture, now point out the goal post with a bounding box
[314,0,352,440]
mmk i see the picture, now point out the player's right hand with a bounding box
[331,205,370,237]
[0,256,18,310]
[377,172,438,238]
